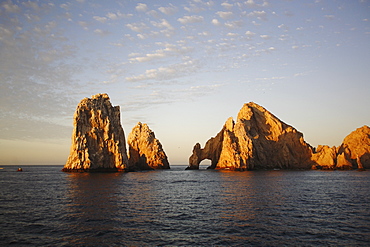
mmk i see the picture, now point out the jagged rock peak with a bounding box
[62,93,128,172]
[187,102,314,170]
[128,122,170,170]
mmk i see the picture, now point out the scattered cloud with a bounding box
[78,21,89,30]
[151,19,174,30]
[126,22,148,32]
[126,59,200,82]
[216,11,234,19]
[224,20,243,29]
[324,15,335,20]
[94,28,110,36]
[177,15,204,24]
[106,11,133,20]
[1,1,20,13]
[211,18,222,26]
[93,16,107,23]
[260,34,271,39]
[135,3,148,12]
[245,30,256,37]
[247,10,267,20]
[221,2,233,9]
[158,4,178,15]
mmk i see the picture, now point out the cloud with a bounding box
[224,20,243,29]
[325,15,335,20]
[130,52,167,63]
[245,0,256,7]
[147,10,160,18]
[247,10,267,20]
[151,19,174,30]
[1,0,20,13]
[94,29,110,36]
[78,21,89,30]
[126,22,148,32]
[135,3,148,12]
[216,11,233,19]
[183,1,214,13]
[221,2,234,9]
[211,18,222,26]
[129,44,194,63]
[22,1,41,11]
[245,30,256,37]
[106,11,133,20]
[126,59,200,82]
[260,34,271,39]
[245,0,269,8]
[227,32,239,37]
[177,15,204,24]
[158,4,178,15]
[60,3,69,10]
[93,16,107,23]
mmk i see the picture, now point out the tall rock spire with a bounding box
[62,93,128,172]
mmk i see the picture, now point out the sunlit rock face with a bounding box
[337,125,370,169]
[187,102,314,170]
[128,122,170,170]
[311,145,337,170]
[310,125,370,170]
[62,94,128,172]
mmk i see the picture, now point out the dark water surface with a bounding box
[1,165,369,246]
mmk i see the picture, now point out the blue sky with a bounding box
[0,0,369,165]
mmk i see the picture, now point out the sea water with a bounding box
[0,165,369,246]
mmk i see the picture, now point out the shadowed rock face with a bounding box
[128,122,170,170]
[62,94,128,172]
[187,102,314,170]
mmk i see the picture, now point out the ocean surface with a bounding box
[1,165,370,246]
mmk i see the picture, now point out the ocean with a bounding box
[1,165,369,246]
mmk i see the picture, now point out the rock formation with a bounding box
[62,94,129,172]
[186,102,314,170]
[337,125,370,169]
[311,126,370,170]
[311,145,337,170]
[127,122,170,170]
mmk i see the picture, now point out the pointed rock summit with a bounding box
[187,102,314,170]
[62,94,129,172]
[128,122,170,170]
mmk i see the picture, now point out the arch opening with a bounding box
[199,159,211,169]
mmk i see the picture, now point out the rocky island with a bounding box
[62,94,129,172]
[128,122,170,170]
[63,94,368,172]
[62,94,169,172]
[312,125,370,170]
[187,102,314,170]
[186,102,370,171]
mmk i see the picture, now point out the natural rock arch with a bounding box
[186,102,314,170]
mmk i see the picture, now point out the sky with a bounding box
[0,0,369,165]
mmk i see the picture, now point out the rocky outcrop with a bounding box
[311,145,337,170]
[337,125,370,169]
[310,126,370,170]
[62,94,129,172]
[128,122,170,170]
[187,102,314,170]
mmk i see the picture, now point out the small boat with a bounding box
[17,168,22,172]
